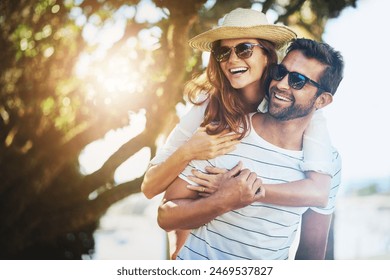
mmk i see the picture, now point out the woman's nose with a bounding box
[227,49,240,62]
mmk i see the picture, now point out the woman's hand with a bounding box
[186,161,242,197]
[187,161,265,206]
[182,125,240,161]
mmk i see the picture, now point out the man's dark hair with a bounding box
[287,38,344,95]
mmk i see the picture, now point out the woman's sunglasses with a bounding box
[270,63,326,91]
[212,42,264,63]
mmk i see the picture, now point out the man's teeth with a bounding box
[275,94,291,101]
[230,67,248,74]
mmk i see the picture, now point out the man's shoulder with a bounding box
[330,147,342,179]
[331,148,341,164]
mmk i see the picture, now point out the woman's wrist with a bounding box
[176,143,194,163]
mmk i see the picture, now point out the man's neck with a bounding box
[252,112,313,151]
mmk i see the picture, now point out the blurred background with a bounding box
[1,0,389,260]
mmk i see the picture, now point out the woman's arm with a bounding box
[142,143,195,199]
[301,110,333,175]
[141,102,239,199]
[187,167,330,207]
[142,127,239,198]
[261,172,330,207]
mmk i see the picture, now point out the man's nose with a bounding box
[276,74,290,90]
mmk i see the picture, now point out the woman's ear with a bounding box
[315,92,333,109]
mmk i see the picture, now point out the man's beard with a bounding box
[268,93,317,121]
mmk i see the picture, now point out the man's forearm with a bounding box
[158,196,228,232]
[158,168,262,232]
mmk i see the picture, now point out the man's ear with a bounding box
[315,92,333,109]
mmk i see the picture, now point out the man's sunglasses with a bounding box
[212,42,264,63]
[270,64,326,91]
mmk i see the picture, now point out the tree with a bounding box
[0,0,356,259]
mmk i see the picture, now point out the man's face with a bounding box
[268,50,326,121]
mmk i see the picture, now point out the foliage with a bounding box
[355,183,381,196]
[0,0,356,259]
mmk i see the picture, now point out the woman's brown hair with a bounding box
[185,39,278,139]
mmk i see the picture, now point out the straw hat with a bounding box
[189,8,297,51]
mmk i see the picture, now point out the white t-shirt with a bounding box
[175,113,341,260]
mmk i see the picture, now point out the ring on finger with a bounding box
[201,187,206,192]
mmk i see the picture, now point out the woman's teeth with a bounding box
[230,67,248,74]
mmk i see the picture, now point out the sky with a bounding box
[321,0,390,184]
[79,0,390,192]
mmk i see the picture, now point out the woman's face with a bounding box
[218,38,268,92]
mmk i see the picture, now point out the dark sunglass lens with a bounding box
[236,43,253,59]
[289,72,307,89]
[271,64,287,81]
[214,46,231,62]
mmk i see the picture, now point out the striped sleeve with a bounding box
[310,149,342,214]
[150,101,207,165]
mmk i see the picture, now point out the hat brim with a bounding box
[189,25,297,51]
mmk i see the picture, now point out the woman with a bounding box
[141,8,335,258]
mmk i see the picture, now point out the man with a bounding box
[158,38,344,260]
